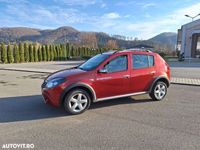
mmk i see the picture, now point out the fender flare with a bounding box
[149,76,170,93]
[60,82,96,105]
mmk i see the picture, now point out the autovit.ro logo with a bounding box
[2,143,34,149]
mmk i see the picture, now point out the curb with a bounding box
[170,82,200,87]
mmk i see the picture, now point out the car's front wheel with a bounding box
[150,81,167,101]
[64,89,91,115]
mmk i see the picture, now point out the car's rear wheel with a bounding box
[64,89,91,115]
[150,81,167,101]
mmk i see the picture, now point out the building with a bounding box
[177,19,200,58]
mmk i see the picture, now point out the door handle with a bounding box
[123,75,130,78]
[149,71,156,75]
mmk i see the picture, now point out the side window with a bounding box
[148,55,154,67]
[104,55,128,73]
[132,54,154,69]
[132,55,149,69]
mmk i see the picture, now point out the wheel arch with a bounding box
[60,82,96,105]
[149,76,170,92]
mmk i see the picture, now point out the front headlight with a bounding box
[46,78,65,89]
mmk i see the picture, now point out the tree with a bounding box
[7,43,14,63]
[80,32,98,48]
[53,45,57,61]
[14,43,20,63]
[50,45,54,61]
[56,45,62,60]
[46,45,50,61]
[38,46,42,62]
[70,46,75,57]
[24,43,29,62]
[33,44,38,62]
[60,44,64,60]
[1,43,7,63]
[105,40,118,49]
[29,44,34,62]
[66,43,70,58]
[19,42,24,63]
[42,45,47,61]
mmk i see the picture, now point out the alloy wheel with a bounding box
[69,93,88,113]
[154,83,166,100]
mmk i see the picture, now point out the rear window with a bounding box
[132,54,154,69]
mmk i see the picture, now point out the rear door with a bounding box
[130,54,156,92]
[94,54,131,99]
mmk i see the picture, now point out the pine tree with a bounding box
[7,43,14,63]
[53,45,57,61]
[61,44,66,60]
[38,46,42,62]
[78,47,81,57]
[83,47,86,57]
[42,45,47,61]
[62,44,66,60]
[60,45,63,60]
[56,45,61,61]
[19,42,24,63]
[50,45,54,61]
[46,45,50,61]
[33,44,38,62]
[70,46,74,57]
[66,43,70,59]
[13,43,20,63]
[24,43,29,62]
[1,43,7,63]
[29,44,34,62]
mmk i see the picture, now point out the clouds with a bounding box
[53,0,97,6]
[136,2,157,9]
[102,12,120,19]
[0,1,88,28]
[0,0,199,39]
[108,2,200,39]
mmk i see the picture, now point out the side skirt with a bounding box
[94,91,149,102]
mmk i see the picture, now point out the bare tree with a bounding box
[105,40,118,49]
[80,32,98,49]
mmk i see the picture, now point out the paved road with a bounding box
[169,62,200,79]
[0,70,200,150]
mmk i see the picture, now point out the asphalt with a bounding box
[0,70,200,150]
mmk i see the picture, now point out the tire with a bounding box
[64,89,91,115]
[149,81,167,101]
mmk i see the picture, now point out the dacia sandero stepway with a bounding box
[41,50,170,115]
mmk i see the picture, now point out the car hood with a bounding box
[46,68,86,81]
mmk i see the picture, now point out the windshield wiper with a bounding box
[78,66,86,71]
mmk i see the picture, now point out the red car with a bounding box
[41,50,170,115]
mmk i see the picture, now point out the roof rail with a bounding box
[124,48,152,52]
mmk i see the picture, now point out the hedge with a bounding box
[0,42,110,64]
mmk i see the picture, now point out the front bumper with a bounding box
[41,81,64,107]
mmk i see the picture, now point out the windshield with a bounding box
[78,54,110,71]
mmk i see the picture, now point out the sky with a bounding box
[0,0,200,39]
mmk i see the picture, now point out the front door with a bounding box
[94,55,130,99]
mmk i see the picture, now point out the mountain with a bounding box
[148,32,177,50]
[0,27,177,50]
[0,27,41,43]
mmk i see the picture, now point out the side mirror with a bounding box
[98,68,108,73]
